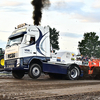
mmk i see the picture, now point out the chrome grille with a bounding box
[6,59,17,68]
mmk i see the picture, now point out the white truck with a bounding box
[4,23,82,80]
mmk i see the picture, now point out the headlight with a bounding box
[17,59,20,67]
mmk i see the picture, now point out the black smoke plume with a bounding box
[31,0,50,25]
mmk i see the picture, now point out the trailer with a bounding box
[4,23,84,80]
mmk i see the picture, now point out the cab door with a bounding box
[21,34,37,57]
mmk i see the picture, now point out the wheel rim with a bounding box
[70,68,78,78]
[1,59,4,66]
[32,67,40,76]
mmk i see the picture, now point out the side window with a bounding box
[30,36,35,44]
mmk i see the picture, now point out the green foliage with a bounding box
[78,32,100,58]
[49,26,60,51]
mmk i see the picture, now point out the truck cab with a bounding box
[4,23,50,78]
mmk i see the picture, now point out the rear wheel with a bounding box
[12,71,24,79]
[66,65,80,80]
[28,64,41,79]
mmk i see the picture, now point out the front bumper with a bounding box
[4,58,28,71]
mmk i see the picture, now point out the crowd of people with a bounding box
[77,55,91,65]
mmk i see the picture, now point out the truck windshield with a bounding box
[6,35,24,47]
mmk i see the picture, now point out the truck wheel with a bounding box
[66,65,80,80]
[29,64,41,79]
[0,56,4,68]
[12,71,24,79]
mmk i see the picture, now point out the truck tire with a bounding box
[12,71,24,79]
[29,64,41,79]
[66,65,80,80]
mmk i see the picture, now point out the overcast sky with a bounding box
[0,0,100,54]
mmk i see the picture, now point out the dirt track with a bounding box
[0,73,100,100]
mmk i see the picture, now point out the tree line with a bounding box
[78,32,100,58]
[50,26,100,58]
